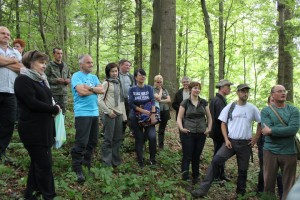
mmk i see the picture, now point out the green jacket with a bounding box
[261,104,300,155]
[45,61,71,95]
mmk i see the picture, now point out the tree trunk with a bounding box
[148,0,161,86]
[0,0,3,24]
[160,0,177,99]
[134,0,142,69]
[277,0,294,103]
[15,0,20,38]
[184,27,188,76]
[218,0,224,80]
[94,0,100,78]
[38,0,49,55]
[201,0,215,101]
[116,0,122,58]
[177,17,183,83]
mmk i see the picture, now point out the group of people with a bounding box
[1,25,299,200]
[183,79,299,200]
[171,76,299,200]
[0,26,174,199]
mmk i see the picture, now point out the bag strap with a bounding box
[269,105,287,126]
[103,81,110,101]
[227,101,237,124]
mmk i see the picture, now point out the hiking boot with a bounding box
[76,171,85,183]
[138,161,145,168]
[221,176,231,182]
[191,188,207,198]
[192,177,200,185]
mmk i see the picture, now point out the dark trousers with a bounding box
[122,98,132,135]
[180,132,206,180]
[200,139,251,195]
[24,145,56,200]
[213,139,226,179]
[53,95,68,115]
[0,93,16,155]
[101,114,123,166]
[263,150,297,200]
[130,111,156,163]
[257,136,283,199]
[158,110,170,148]
[71,116,99,172]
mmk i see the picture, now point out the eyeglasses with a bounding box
[273,90,288,94]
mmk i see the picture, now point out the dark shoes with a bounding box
[76,171,85,183]
[221,176,231,182]
[138,162,145,168]
[191,188,207,198]
[192,178,200,185]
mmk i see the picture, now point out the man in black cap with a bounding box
[209,79,233,182]
[192,84,261,198]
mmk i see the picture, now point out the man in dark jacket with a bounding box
[45,47,71,115]
[172,76,190,119]
[209,79,233,182]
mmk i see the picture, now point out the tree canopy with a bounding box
[1,0,299,108]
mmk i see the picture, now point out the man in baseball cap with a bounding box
[215,79,233,89]
[209,79,233,182]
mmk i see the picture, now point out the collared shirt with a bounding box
[119,72,133,98]
[0,46,22,93]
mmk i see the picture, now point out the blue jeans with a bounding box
[0,93,16,154]
[71,116,99,172]
[130,111,156,163]
[180,132,206,180]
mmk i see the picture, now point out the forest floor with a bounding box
[0,110,299,200]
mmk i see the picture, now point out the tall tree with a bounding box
[201,0,215,100]
[134,0,142,69]
[218,0,224,80]
[15,0,20,37]
[148,0,161,85]
[94,0,101,77]
[38,0,49,55]
[277,0,294,102]
[161,0,177,98]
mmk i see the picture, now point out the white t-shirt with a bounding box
[218,102,261,140]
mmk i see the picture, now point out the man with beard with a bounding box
[192,84,261,197]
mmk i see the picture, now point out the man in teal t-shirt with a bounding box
[261,85,300,200]
[70,55,104,183]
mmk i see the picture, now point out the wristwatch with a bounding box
[89,86,94,92]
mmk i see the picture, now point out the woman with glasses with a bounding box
[177,81,212,184]
[153,75,171,150]
[14,50,60,199]
[128,68,157,168]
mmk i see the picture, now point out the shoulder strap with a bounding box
[129,73,135,86]
[103,81,110,101]
[227,101,237,123]
[269,105,287,126]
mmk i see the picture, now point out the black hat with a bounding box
[237,84,251,91]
